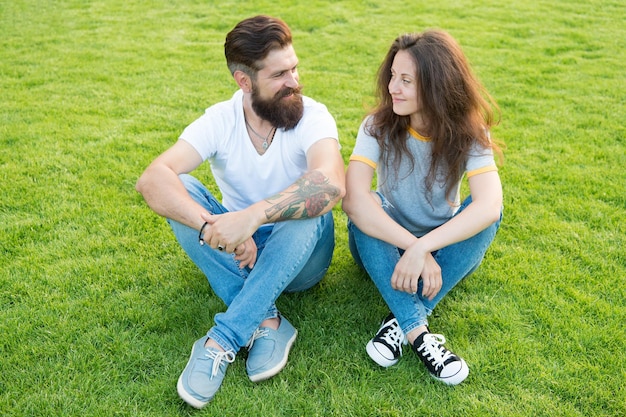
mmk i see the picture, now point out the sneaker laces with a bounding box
[380,320,404,349]
[416,334,453,371]
[245,328,269,351]
[375,318,405,359]
[205,349,236,379]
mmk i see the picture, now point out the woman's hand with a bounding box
[391,242,442,300]
[418,252,442,300]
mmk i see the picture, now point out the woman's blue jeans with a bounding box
[348,195,502,336]
[168,174,335,353]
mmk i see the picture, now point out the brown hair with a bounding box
[368,30,502,200]
[224,15,292,77]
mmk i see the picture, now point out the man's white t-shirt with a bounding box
[180,89,339,212]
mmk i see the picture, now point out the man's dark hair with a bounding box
[224,15,292,77]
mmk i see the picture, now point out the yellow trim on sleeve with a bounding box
[467,164,498,178]
[349,155,377,169]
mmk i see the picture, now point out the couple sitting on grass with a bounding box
[136,15,503,409]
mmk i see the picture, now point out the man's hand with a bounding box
[200,210,260,253]
[233,238,257,269]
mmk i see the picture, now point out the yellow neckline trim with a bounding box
[408,126,430,142]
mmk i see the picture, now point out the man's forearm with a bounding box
[136,166,206,230]
[263,170,342,221]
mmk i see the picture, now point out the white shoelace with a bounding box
[205,349,236,379]
[416,334,453,370]
[245,328,270,351]
[380,320,405,350]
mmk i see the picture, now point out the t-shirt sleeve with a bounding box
[466,135,498,178]
[349,117,380,169]
[296,100,340,153]
[179,103,231,161]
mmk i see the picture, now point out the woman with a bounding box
[342,30,503,385]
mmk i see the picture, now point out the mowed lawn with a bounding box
[1,1,624,416]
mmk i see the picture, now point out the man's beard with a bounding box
[251,85,304,130]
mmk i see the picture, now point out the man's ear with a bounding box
[233,70,252,93]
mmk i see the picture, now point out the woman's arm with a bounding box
[393,170,502,296]
[342,160,419,250]
[412,170,502,255]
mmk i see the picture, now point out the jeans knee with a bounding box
[284,267,327,293]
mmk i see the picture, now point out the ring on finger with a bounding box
[217,245,225,251]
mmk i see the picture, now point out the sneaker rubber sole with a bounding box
[177,375,209,409]
[177,341,212,409]
[433,358,469,385]
[366,339,400,367]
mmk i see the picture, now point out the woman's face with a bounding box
[388,50,421,119]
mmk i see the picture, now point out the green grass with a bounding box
[1,0,624,416]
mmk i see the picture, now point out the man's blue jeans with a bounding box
[168,174,334,353]
[348,194,502,336]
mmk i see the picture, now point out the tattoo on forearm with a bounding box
[264,171,340,220]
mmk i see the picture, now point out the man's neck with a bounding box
[242,98,273,131]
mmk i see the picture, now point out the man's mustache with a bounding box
[276,86,302,99]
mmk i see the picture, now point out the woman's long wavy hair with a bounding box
[367,30,502,202]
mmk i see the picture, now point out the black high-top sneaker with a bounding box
[412,332,469,385]
[365,312,406,367]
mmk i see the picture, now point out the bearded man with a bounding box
[136,15,345,408]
